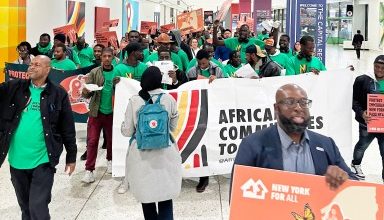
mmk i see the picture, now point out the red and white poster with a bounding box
[177,9,204,34]
[140,21,158,35]
[160,24,175,33]
[95,31,119,49]
[367,94,384,133]
[53,24,77,43]
[230,165,384,220]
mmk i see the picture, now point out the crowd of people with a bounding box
[2,17,384,220]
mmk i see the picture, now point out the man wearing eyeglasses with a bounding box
[233,84,355,190]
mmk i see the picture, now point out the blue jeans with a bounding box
[142,200,173,220]
[352,125,384,179]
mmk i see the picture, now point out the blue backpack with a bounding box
[134,93,170,150]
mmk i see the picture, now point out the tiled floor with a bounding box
[0,45,383,220]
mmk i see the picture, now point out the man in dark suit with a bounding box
[352,30,364,60]
[234,84,355,190]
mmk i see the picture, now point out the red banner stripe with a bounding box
[177,90,199,150]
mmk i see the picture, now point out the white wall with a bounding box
[27,0,122,45]
[139,0,188,27]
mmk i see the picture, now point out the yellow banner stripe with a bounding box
[172,91,188,139]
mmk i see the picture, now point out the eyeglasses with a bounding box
[278,98,312,109]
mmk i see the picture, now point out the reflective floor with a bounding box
[0,45,383,220]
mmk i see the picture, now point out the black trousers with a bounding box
[142,200,173,220]
[356,48,361,59]
[10,163,55,220]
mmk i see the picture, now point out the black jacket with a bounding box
[30,46,50,57]
[352,34,364,47]
[259,58,282,78]
[0,79,77,168]
[353,74,376,125]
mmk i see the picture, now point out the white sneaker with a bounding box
[82,170,95,183]
[107,160,112,174]
[351,164,365,179]
[117,179,129,194]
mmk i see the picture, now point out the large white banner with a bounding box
[112,70,353,177]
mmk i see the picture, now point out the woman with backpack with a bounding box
[121,66,181,220]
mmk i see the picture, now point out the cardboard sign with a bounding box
[53,24,78,43]
[367,94,384,133]
[230,165,384,220]
[140,21,157,35]
[95,31,119,49]
[160,24,175,33]
[177,9,204,35]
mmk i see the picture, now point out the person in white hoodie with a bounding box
[351,55,384,181]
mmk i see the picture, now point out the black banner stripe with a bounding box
[181,89,208,163]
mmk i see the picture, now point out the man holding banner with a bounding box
[234,84,355,191]
[0,55,77,219]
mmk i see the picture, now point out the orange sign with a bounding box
[95,31,119,49]
[53,24,77,43]
[177,9,204,35]
[140,21,158,35]
[367,94,384,133]
[160,24,175,33]
[216,0,232,22]
[230,165,384,220]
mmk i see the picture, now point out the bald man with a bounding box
[233,84,356,191]
[0,55,77,219]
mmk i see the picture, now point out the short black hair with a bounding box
[17,41,32,52]
[93,44,105,49]
[40,33,51,41]
[128,30,140,36]
[300,35,314,46]
[157,46,171,56]
[125,42,142,56]
[101,47,114,55]
[280,34,290,42]
[224,29,232,33]
[196,49,210,60]
[54,34,66,44]
[229,50,238,60]
[55,42,67,52]
[357,30,361,34]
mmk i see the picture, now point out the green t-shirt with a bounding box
[378,80,384,93]
[8,85,49,169]
[115,62,148,81]
[143,48,151,61]
[269,51,295,75]
[99,69,115,114]
[224,63,243,77]
[145,52,184,71]
[177,49,190,72]
[257,33,270,41]
[291,55,326,74]
[224,37,265,64]
[187,58,225,73]
[51,58,77,71]
[280,48,296,59]
[73,46,95,68]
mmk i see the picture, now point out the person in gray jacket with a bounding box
[121,66,181,220]
[187,49,226,84]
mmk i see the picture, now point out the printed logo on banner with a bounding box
[60,75,89,114]
[169,90,208,169]
[241,178,268,200]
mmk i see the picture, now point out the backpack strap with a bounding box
[154,93,164,104]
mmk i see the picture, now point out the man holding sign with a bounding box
[234,84,355,191]
[352,55,384,181]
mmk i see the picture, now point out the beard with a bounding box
[278,113,310,134]
[280,46,289,53]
